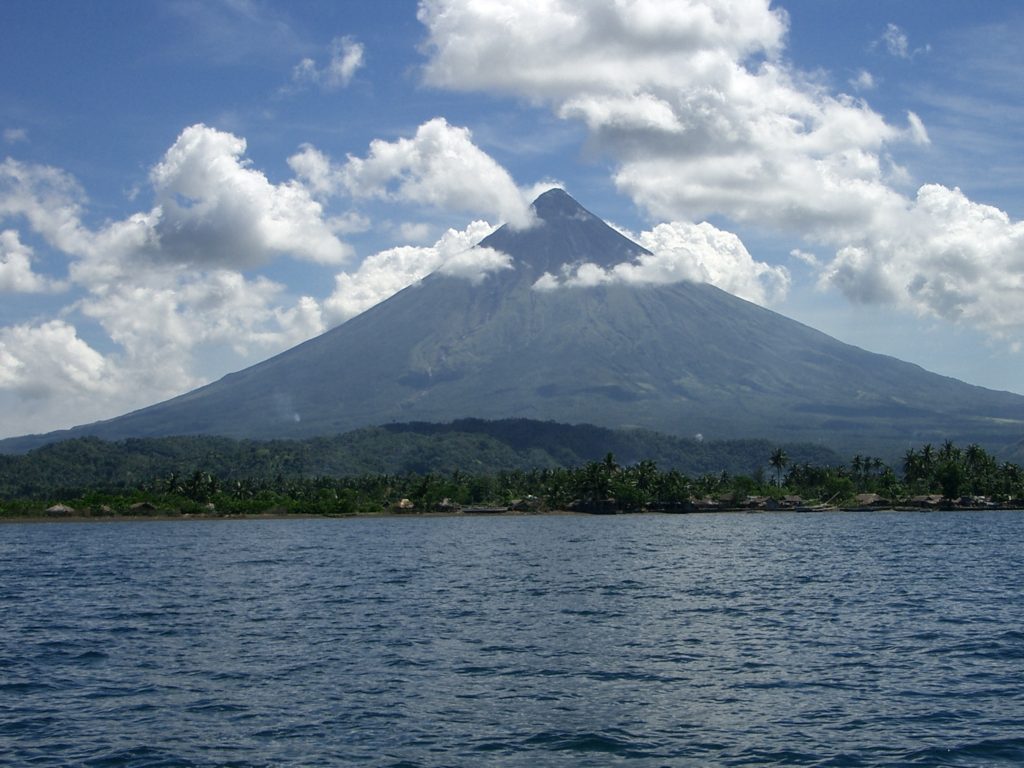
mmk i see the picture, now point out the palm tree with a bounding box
[769,448,789,487]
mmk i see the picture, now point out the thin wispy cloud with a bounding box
[877,22,931,60]
[291,36,365,90]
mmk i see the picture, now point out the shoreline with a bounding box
[0,508,590,524]
[2,505,1019,524]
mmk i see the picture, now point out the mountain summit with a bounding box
[484,188,648,276]
[4,189,1024,458]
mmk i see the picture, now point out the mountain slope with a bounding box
[4,189,1024,459]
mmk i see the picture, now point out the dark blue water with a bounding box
[2,511,1024,767]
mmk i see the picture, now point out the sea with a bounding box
[2,510,1023,767]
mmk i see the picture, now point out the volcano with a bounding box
[5,188,1024,458]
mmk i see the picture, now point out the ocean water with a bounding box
[2,510,1024,767]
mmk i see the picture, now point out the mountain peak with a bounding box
[479,189,646,275]
[530,188,596,222]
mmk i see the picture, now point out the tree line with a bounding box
[2,439,1022,518]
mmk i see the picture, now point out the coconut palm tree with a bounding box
[769,448,788,487]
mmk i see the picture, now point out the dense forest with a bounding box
[0,419,838,497]
[0,420,1021,517]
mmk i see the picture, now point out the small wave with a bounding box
[0,680,60,694]
[83,745,199,767]
[0,714,57,736]
[74,650,109,663]
[523,728,657,757]
[903,737,1024,764]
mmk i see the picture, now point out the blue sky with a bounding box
[1,0,1023,438]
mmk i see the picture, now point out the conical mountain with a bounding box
[5,189,1024,458]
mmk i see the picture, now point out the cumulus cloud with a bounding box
[420,0,788,99]
[0,320,116,399]
[635,222,789,303]
[0,157,94,256]
[287,119,548,229]
[2,125,351,273]
[819,184,1024,336]
[323,220,502,323]
[438,245,512,282]
[3,128,27,144]
[340,118,537,227]
[0,229,63,293]
[0,318,170,436]
[84,271,322,360]
[0,266,330,436]
[292,35,364,89]
[533,220,789,306]
[288,143,343,197]
[150,124,350,267]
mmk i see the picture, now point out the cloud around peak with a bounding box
[323,220,507,323]
[532,219,789,306]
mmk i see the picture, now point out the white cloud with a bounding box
[533,220,789,306]
[323,220,498,323]
[819,184,1024,335]
[81,271,324,364]
[0,230,63,293]
[0,320,115,399]
[878,22,930,60]
[634,221,789,304]
[2,125,352,273]
[438,245,512,282]
[0,270,330,437]
[0,320,132,437]
[0,157,94,257]
[789,248,818,267]
[531,272,560,292]
[906,111,930,145]
[150,124,350,267]
[288,143,344,197]
[881,23,910,59]
[292,36,364,89]
[420,0,788,100]
[288,120,556,230]
[559,93,684,134]
[340,118,537,227]
[849,70,875,91]
[326,36,365,88]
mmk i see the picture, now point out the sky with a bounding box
[1,0,1023,439]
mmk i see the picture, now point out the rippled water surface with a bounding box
[3,511,1024,766]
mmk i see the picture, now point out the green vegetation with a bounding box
[1,422,1021,519]
[0,418,839,498]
